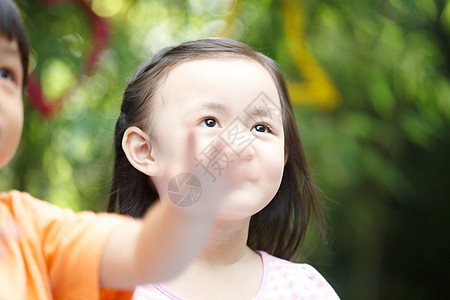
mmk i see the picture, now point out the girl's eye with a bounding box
[0,69,13,81]
[201,118,218,128]
[252,123,271,133]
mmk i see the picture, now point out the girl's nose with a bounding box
[238,142,255,161]
[218,118,257,160]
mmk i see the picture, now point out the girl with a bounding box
[109,38,339,299]
[0,1,224,298]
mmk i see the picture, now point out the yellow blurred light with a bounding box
[41,59,76,100]
[282,0,340,109]
[92,0,123,18]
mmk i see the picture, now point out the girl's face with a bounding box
[0,35,23,169]
[151,58,285,221]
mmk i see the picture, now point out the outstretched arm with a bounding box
[100,200,215,289]
[99,129,234,289]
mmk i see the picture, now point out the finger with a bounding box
[158,129,197,178]
[184,129,198,170]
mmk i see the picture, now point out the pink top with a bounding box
[133,251,339,299]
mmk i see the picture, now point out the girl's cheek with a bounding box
[265,145,285,178]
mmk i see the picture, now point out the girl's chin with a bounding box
[216,189,271,220]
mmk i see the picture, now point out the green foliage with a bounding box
[1,0,448,299]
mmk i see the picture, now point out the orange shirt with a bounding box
[0,190,133,300]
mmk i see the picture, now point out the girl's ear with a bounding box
[122,126,158,176]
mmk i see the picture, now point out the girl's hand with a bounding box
[101,127,245,288]
[153,129,236,214]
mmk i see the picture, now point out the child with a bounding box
[0,1,226,298]
[108,38,340,299]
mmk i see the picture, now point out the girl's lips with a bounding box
[228,163,261,183]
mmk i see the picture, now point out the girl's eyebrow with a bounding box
[189,102,231,115]
[245,105,282,124]
[0,42,20,57]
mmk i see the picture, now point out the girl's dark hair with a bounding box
[0,0,29,91]
[108,38,324,260]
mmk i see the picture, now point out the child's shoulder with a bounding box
[1,189,62,216]
[1,189,48,203]
[1,189,42,210]
[1,189,34,199]
[1,190,76,243]
[0,189,128,228]
[258,250,321,274]
[256,250,340,299]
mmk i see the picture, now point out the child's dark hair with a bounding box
[108,38,324,260]
[0,0,29,90]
